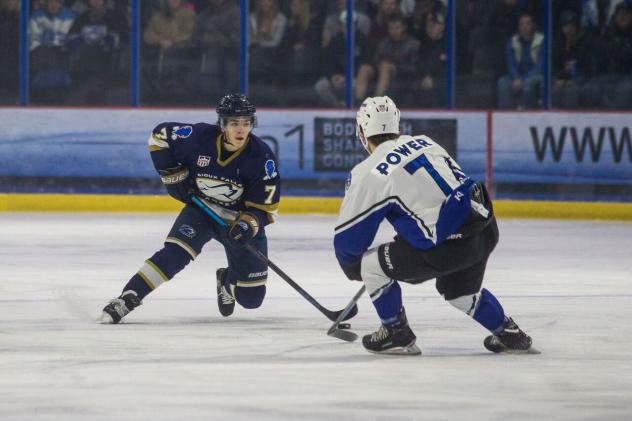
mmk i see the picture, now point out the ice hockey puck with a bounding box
[338,323,351,329]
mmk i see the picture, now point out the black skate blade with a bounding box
[514,346,541,355]
[496,346,541,355]
[327,326,359,342]
[365,343,422,356]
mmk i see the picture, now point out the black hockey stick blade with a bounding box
[327,286,366,342]
[327,328,359,342]
[325,302,358,322]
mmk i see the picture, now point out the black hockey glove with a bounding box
[159,165,194,203]
[228,213,259,247]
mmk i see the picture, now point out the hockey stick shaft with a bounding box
[191,195,357,322]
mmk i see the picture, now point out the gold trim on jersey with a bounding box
[165,237,198,259]
[148,133,169,151]
[215,133,249,167]
[244,201,279,223]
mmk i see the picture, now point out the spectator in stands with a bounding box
[143,0,195,51]
[454,0,505,108]
[314,11,374,107]
[407,0,445,40]
[414,10,446,108]
[321,0,370,48]
[0,0,20,103]
[69,0,114,15]
[65,0,126,104]
[142,0,196,103]
[365,0,415,18]
[194,0,240,99]
[490,0,542,45]
[455,0,497,75]
[248,0,287,87]
[282,0,325,104]
[552,10,590,109]
[582,1,632,108]
[29,0,75,104]
[368,0,403,48]
[496,12,544,109]
[581,0,624,36]
[373,13,420,98]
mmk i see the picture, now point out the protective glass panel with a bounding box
[380,0,446,109]
[455,0,545,110]
[0,0,20,105]
[140,0,239,106]
[251,0,326,107]
[28,0,130,105]
[552,0,632,110]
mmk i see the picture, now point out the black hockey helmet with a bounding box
[216,93,257,128]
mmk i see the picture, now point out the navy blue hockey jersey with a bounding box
[148,122,280,225]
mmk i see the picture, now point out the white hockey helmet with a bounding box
[355,96,400,151]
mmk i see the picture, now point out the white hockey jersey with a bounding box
[334,134,474,268]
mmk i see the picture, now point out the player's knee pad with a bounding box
[139,242,194,289]
[235,284,266,309]
[447,288,505,333]
[447,291,481,316]
[361,248,391,297]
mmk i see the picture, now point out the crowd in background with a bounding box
[0,0,630,109]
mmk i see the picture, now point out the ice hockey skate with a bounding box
[362,309,421,355]
[98,290,142,324]
[484,317,540,354]
[216,268,235,317]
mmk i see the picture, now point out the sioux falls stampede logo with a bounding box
[196,177,243,205]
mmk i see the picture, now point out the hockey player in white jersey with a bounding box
[334,96,537,355]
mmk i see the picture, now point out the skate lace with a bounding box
[219,287,235,305]
[109,298,128,317]
[370,325,390,342]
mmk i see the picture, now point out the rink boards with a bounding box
[0,108,630,219]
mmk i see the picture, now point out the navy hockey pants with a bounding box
[156,204,268,308]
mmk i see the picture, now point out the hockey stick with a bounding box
[191,195,358,322]
[327,285,365,342]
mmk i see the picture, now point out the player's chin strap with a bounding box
[190,195,357,323]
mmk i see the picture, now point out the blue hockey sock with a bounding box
[371,281,403,326]
[472,288,506,334]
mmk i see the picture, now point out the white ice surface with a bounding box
[1,213,631,421]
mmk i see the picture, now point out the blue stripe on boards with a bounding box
[404,155,453,196]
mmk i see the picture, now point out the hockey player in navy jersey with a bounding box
[99,93,280,323]
[334,96,537,355]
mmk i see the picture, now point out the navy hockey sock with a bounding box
[472,288,505,333]
[123,274,152,300]
[371,281,403,325]
[123,243,193,299]
[235,285,266,309]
